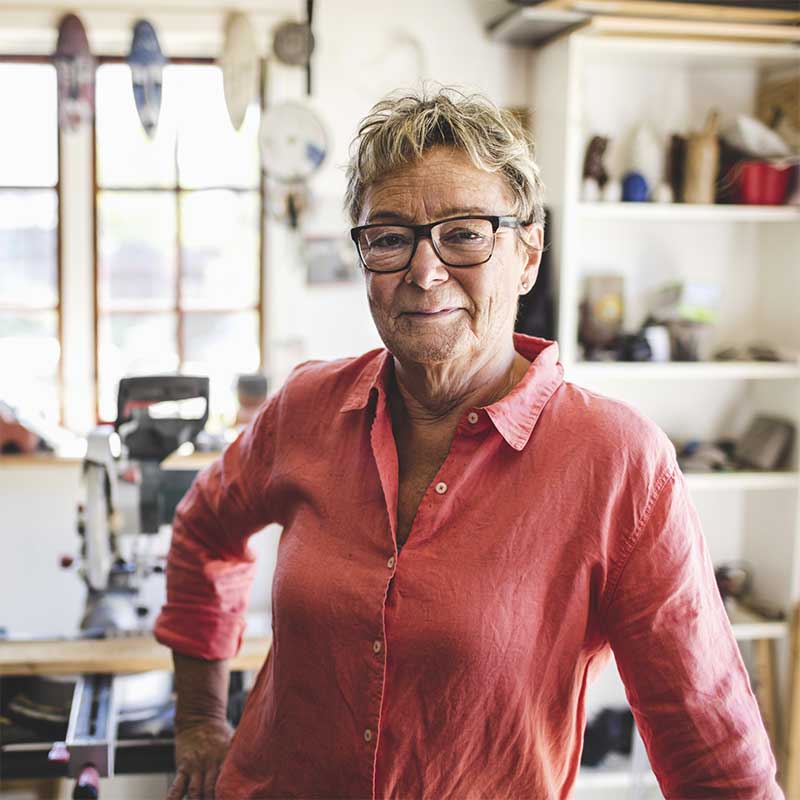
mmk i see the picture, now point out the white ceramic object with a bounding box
[654,183,674,203]
[643,325,671,362]
[601,178,622,202]
[631,123,663,192]
[725,113,791,159]
[582,177,600,202]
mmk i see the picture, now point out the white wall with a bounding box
[264,0,531,382]
[0,0,529,626]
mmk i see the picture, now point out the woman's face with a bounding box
[359,146,542,367]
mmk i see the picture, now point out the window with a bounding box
[0,61,60,423]
[95,62,263,425]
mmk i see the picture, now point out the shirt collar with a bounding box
[483,334,564,451]
[340,334,564,451]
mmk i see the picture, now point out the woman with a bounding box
[156,88,781,799]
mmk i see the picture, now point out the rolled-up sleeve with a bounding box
[154,395,279,660]
[602,462,783,799]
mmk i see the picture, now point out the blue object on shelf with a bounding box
[622,171,649,202]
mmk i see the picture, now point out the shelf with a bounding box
[568,361,800,380]
[732,622,788,641]
[578,202,800,223]
[576,766,658,789]
[684,472,799,492]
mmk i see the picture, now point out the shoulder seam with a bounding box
[599,460,679,617]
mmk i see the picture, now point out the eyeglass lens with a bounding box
[358,218,495,272]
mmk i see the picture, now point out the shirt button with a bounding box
[364,729,373,742]
[435,481,448,495]
[373,640,382,654]
[387,556,395,569]
[467,411,479,424]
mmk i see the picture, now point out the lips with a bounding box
[400,307,460,316]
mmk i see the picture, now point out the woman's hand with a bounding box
[167,718,234,800]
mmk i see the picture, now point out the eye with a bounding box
[441,228,486,244]
[369,232,410,250]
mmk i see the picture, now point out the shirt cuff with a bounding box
[154,603,247,660]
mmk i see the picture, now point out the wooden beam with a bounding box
[567,1,800,25]
[753,637,781,760]
[784,604,800,795]
[588,14,800,42]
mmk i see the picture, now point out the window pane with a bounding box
[98,191,177,311]
[183,311,259,424]
[0,64,57,187]
[96,64,177,188]
[0,311,60,421]
[97,312,179,421]
[0,191,58,308]
[173,66,260,189]
[181,190,260,310]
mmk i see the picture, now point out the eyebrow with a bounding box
[366,206,492,224]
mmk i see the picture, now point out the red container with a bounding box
[736,160,792,205]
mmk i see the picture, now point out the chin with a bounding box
[380,327,473,366]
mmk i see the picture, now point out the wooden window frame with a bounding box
[0,55,63,423]
[92,55,267,424]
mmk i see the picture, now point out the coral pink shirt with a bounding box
[155,334,781,799]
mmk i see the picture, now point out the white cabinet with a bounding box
[495,19,800,798]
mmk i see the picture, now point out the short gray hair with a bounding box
[344,86,545,229]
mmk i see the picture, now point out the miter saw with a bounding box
[75,375,209,635]
[2,376,210,796]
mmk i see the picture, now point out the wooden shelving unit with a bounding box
[492,17,800,800]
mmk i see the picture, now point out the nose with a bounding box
[404,236,449,290]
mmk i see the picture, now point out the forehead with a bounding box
[360,146,514,224]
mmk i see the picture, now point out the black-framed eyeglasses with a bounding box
[350,214,526,274]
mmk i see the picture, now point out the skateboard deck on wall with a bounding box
[220,12,260,131]
[54,13,95,131]
[128,19,166,138]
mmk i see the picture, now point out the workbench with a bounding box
[0,633,272,676]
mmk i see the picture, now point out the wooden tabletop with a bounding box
[0,634,272,676]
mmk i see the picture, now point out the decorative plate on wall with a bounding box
[259,101,327,182]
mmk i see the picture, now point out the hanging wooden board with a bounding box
[54,13,95,131]
[220,12,259,131]
[128,19,166,139]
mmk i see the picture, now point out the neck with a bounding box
[391,340,529,430]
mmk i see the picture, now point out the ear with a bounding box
[518,223,543,295]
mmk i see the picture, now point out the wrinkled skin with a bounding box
[360,144,543,415]
[167,719,233,800]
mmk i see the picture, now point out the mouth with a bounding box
[399,308,461,319]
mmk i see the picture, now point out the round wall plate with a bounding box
[259,101,328,182]
[272,19,315,66]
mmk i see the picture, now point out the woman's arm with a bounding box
[154,394,280,660]
[602,464,783,799]
[167,653,233,800]
[154,396,281,799]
